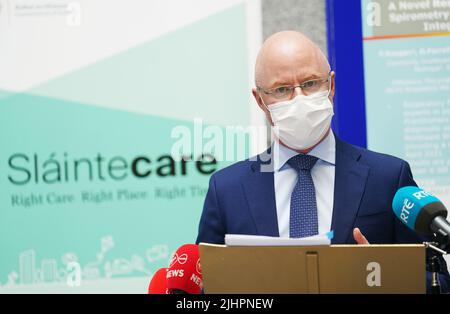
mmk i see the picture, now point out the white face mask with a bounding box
[266,90,334,151]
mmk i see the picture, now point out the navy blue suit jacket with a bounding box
[196,136,449,292]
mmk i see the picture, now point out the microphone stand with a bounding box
[424,242,448,295]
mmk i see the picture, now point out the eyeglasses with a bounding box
[257,72,331,101]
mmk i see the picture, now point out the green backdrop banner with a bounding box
[0,0,258,293]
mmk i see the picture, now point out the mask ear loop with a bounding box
[256,89,278,144]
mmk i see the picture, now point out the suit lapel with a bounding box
[331,138,370,244]
[241,152,279,237]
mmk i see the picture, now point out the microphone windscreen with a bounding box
[148,268,168,294]
[167,244,202,294]
[392,186,446,234]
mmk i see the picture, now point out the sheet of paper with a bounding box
[225,231,334,246]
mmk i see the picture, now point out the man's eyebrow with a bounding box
[267,80,291,89]
[267,73,324,89]
[301,73,323,81]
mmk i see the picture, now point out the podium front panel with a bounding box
[199,244,425,294]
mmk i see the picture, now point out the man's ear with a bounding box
[329,71,336,101]
[252,88,274,126]
[252,88,265,111]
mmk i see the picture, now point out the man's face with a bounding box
[252,41,335,126]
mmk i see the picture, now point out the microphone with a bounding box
[147,268,168,294]
[392,186,450,243]
[166,244,203,294]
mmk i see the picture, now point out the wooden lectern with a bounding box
[199,243,426,294]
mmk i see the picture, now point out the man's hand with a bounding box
[353,228,370,245]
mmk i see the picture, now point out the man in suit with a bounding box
[196,31,449,292]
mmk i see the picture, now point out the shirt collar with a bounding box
[273,131,336,172]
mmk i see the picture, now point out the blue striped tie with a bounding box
[288,154,319,238]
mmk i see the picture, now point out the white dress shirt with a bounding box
[273,131,336,238]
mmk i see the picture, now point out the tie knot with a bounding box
[287,154,318,171]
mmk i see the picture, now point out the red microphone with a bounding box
[147,268,168,294]
[166,244,203,294]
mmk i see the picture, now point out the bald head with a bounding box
[255,31,330,88]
